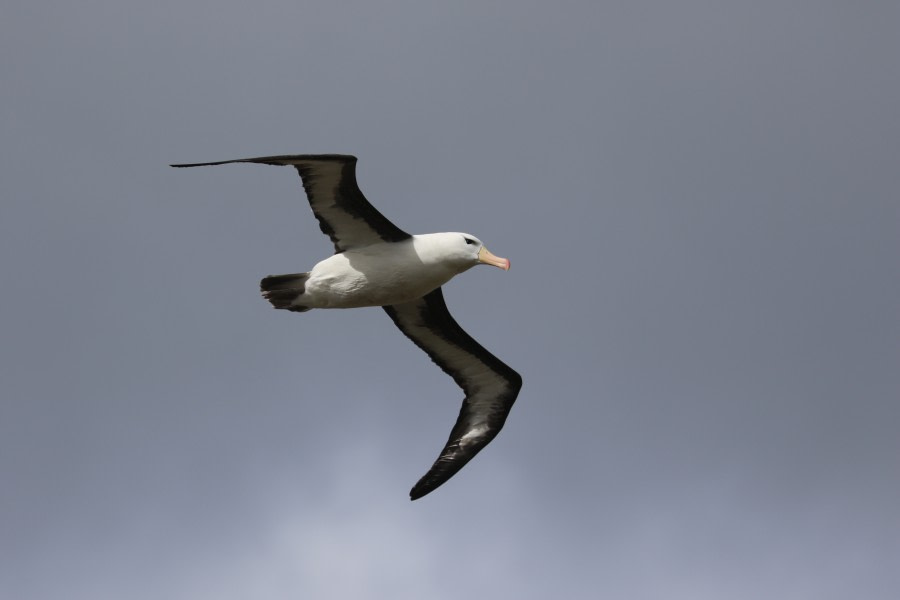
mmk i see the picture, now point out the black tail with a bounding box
[260,273,311,312]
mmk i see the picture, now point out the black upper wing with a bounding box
[383,288,522,500]
[171,154,411,252]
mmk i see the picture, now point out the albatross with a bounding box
[171,154,521,500]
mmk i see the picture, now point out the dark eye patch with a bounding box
[464,237,477,245]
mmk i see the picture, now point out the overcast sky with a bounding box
[2,1,899,599]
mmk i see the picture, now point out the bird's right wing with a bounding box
[171,154,411,252]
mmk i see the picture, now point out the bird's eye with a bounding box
[464,237,477,245]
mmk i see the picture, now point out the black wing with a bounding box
[384,288,522,500]
[171,154,411,252]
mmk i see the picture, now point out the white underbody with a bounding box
[299,235,476,309]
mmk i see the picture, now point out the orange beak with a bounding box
[478,246,510,270]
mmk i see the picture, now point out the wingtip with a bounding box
[170,155,359,170]
[407,461,456,500]
[169,160,233,168]
[409,467,447,500]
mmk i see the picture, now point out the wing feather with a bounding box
[171,154,410,252]
[384,288,522,500]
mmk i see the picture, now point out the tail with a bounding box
[260,273,312,312]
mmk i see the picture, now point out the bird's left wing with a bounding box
[383,288,522,500]
[171,154,410,252]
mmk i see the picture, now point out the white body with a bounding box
[302,233,480,308]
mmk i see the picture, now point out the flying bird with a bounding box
[171,154,521,499]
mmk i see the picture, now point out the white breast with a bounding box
[302,238,465,308]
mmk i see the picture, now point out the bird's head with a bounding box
[453,233,510,271]
[416,232,510,273]
[471,235,510,270]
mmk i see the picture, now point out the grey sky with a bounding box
[2,1,899,598]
